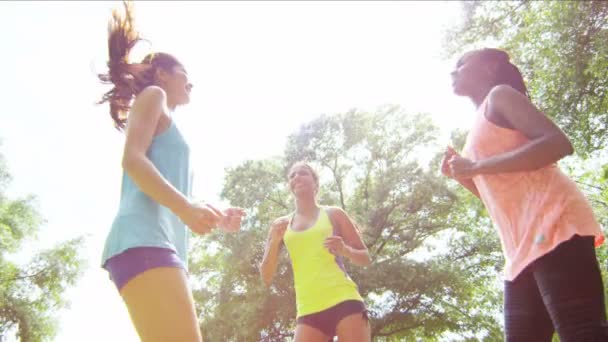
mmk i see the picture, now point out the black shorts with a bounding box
[297,300,368,338]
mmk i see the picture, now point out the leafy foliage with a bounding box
[444,0,608,155]
[0,152,85,342]
[191,108,502,341]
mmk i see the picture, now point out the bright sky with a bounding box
[0,1,474,341]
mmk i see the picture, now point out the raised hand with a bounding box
[269,217,290,243]
[448,154,478,179]
[215,206,247,233]
[178,203,221,235]
[441,146,458,178]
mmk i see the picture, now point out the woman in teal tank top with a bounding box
[260,162,372,341]
[97,2,244,341]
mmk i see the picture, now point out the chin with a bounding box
[179,96,191,106]
[293,189,313,198]
[452,85,467,97]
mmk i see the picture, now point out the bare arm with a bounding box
[449,85,573,179]
[121,86,217,233]
[474,85,573,174]
[456,178,480,198]
[325,207,372,267]
[259,216,289,287]
[441,147,480,198]
[122,86,191,215]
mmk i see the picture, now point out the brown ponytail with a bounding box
[97,1,181,130]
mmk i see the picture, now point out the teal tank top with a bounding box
[101,120,192,268]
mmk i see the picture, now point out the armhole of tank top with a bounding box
[154,115,174,139]
[287,212,295,229]
[282,212,295,248]
[325,206,341,237]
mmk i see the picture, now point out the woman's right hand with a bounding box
[441,146,459,178]
[177,203,220,235]
[260,216,289,287]
[441,146,481,197]
[269,217,289,243]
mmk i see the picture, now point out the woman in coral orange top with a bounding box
[442,48,607,341]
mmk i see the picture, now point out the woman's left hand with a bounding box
[324,236,349,257]
[448,155,479,179]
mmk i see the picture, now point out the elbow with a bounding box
[122,151,142,172]
[556,133,574,159]
[261,275,273,288]
[348,247,372,267]
[563,138,574,157]
[544,133,574,162]
[259,267,272,287]
[359,252,372,267]
[121,153,134,170]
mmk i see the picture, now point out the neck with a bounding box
[163,90,178,111]
[470,86,492,108]
[295,196,319,216]
[166,99,177,111]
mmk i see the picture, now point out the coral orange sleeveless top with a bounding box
[462,99,604,281]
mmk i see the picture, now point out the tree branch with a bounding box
[2,267,49,283]
[575,180,606,192]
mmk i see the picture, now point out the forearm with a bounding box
[123,154,190,215]
[344,246,371,266]
[475,135,572,175]
[455,178,480,198]
[260,239,281,286]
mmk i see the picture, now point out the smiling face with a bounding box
[288,163,319,198]
[140,52,193,108]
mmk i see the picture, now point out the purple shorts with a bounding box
[103,247,185,291]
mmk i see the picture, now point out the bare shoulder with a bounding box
[126,86,168,127]
[325,206,349,221]
[271,214,291,225]
[138,85,167,98]
[487,84,527,107]
[490,84,521,96]
[132,85,167,108]
[326,205,344,213]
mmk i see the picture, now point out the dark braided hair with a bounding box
[469,48,529,98]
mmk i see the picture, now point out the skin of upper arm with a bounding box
[331,207,367,250]
[122,86,167,165]
[487,85,571,146]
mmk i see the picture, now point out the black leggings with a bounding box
[504,235,608,342]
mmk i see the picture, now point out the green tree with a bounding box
[444,0,608,156]
[190,107,503,341]
[0,151,85,342]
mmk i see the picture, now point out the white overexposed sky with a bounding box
[0,1,475,341]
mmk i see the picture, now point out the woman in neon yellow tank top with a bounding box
[260,162,371,341]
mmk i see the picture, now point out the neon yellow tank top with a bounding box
[283,207,363,318]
